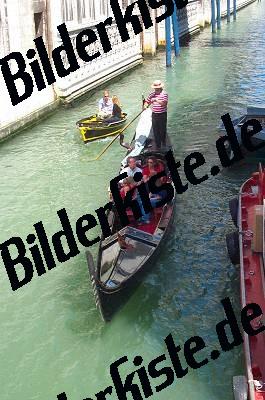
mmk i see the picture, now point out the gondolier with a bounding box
[144,80,168,150]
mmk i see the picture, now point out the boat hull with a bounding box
[76,114,127,143]
[219,107,265,161]
[87,203,175,321]
[229,166,265,400]
[224,134,265,161]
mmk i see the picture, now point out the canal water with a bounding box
[1,2,265,400]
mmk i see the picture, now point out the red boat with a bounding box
[227,164,265,400]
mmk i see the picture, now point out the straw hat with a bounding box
[151,80,164,89]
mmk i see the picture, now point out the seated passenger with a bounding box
[120,157,142,184]
[120,178,136,199]
[105,96,122,124]
[142,157,163,183]
[98,90,113,119]
[119,161,168,225]
[143,157,167,189]
[119,177,151,225]
[142,157,168,209]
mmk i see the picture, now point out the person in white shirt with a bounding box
[98,90,113,119]
[120,157,142,182]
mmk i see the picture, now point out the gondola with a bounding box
[76,113,127,144]
[218,106,265,160]
[226,165,265,400]
[86,108,176,321]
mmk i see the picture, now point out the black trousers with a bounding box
[152,112,167,149]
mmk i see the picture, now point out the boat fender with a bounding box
[229,197,239,227]
[252,380,264,390]
[226,231,240,265]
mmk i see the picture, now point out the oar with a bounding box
[91,108,146,161]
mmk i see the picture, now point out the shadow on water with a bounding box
[57,254,106,337]
[198,38,240,48]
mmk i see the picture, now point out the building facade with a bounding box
[0,0,256,138]
[50,0,143,101]
[0,0,56,135]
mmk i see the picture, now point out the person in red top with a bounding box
[142,157,164,183]
[144,80,168,150]
[142,157,168,213]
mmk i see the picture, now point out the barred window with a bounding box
[62,0,112,25]
[81,0,86,18]
[62,0,74,22]
[87,0,96,20]
[99,0,109,17]
[77,0,94,22]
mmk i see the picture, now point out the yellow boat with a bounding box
[76,113,128,144]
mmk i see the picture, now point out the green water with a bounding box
[1,2,265,399]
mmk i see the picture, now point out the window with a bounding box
[81,0,86,19]
[62,0,97,24]
[62,0,74,22]
[87,0,96,21]
[99,0,109,17]
[34,12,44,37]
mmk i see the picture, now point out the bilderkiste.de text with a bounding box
[0,112,264,292]
[56,298,264,400]
[0,0,187,106]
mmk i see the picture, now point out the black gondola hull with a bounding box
[87,204,175,321]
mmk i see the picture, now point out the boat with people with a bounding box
[219,106,265,159]
[86,108,176,321]
[226,164,265,400]
[76,112,128,144]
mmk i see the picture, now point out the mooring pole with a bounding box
[216,0,221,29]
[165,16,172,67]
[233,0,237,20]
[172,5,180,56]
[211,0,216,32]
[227,0,231,22]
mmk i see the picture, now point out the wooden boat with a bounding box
[86,108,176,321]
[219,106,265,160]
[226,164,265,400]
[76,113,127,143]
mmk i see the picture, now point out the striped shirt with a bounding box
[146,91,168,114]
